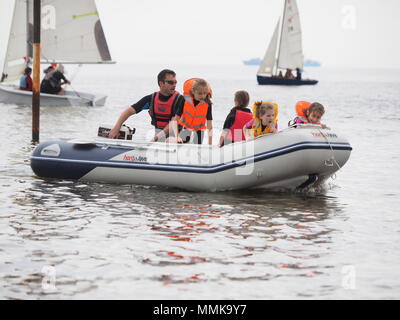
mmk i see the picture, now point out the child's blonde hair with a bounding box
[190,78,212,104]
[234,90,250,108]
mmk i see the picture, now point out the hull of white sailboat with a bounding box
[0,84,106,106]
[257,75,318,86]
[30,126,352,192]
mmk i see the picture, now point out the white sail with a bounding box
[0,0,15,81]
[1,0,112,83]
[40,0,112,64]
[1,0,30,82]
[257,20,279,75]
[277,0,303,70]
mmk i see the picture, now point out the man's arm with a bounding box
[108,107,136,138]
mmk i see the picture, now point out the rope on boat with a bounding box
[318,128,341,180]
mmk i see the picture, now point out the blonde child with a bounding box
[169,78,213,144]
[244,101,278,140]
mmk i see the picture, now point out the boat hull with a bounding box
[0,84,106,106]
[30,126,352,192]
[257,75,318,86]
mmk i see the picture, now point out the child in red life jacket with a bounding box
[218,90,253,147]
[293,101,329,129]
[244,101,279,140]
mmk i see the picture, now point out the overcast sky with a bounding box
[95,0,400,68]
[1,0,399,69]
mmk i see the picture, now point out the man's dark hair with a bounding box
[157,69,176,85]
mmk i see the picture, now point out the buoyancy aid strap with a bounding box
[180,119,204,131]
[149,92,157,115]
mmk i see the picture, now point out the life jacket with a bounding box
[178,78,212,131]
[293,101,310,124]
[251,101,279,137]
[148,91,179,129]
[226,109,253,142]
[19,75,31,90]
[291,101,321,125]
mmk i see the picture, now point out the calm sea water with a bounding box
[1,63,400,299]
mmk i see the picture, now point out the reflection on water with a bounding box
[1,177,345,299]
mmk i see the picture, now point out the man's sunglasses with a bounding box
[164,80,177,85]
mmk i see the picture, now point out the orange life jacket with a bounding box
[296,101,310,117]
[178,78,211,131]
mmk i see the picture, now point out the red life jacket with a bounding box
[149,91,179,129]
[226,110,253,142]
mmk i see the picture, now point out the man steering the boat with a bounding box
[108,69,185,141]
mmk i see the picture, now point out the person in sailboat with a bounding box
[108,69,185,141]
[244,101,278,140]
[40,65,54,93]
[40,64,71,95]
[218,90,253,147]
[291,101,328,129]
[295,68,302,80]
[284,69,295,79]
[168,78,213,145]
[19,67,33,91]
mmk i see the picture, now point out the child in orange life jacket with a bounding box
[244,101,278,140]
[219,90,253,147]
[170,78,213,144]
[294,101,328,129]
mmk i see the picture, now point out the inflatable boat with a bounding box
[30,125,352,192]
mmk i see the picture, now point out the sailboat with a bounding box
[0,0,113,106]
[257,0,318,86]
